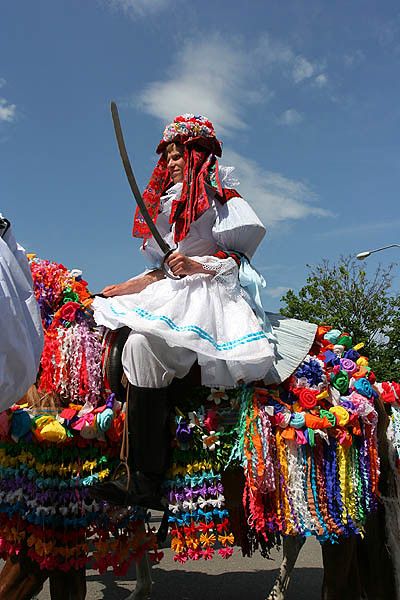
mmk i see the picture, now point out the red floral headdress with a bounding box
[132,114,237,243]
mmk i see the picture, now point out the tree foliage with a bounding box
[280,256,400,381]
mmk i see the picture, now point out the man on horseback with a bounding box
[0,216,43,410]
[91,114,315,509]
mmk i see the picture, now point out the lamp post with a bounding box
[356,244,400,260]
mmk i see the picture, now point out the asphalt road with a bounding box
[29,537,322,600]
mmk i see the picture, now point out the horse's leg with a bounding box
[321,536,361,600]
[0,555,48,600]
[266,535,306,600]
[125,552,153,600]
[357,508,397,600]
[48,568,87,600]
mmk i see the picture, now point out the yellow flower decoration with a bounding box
[200,533,216,547]
[171,536,184,553]
[218,533,235,546]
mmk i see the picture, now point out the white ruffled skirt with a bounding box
[93,267,275,387]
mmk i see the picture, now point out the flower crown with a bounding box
[157,113,222,156]
[162,114,216,143]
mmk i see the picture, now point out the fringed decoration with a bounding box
[0,257,158,573]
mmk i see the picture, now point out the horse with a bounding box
[0,341,397,600]
[0,256,398,600]
[105,328,398,600]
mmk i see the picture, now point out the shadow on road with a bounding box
[85,565,323,600]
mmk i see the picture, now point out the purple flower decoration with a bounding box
[295,358,325,386]
[344,349,360,362]
[176,418,193,445]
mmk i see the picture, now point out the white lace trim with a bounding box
[193,255,240,298]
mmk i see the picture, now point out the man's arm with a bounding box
[101,269,165,297]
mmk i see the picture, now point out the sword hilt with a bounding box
[162,249,185,280]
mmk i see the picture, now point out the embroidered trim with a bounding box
[214,250,241,266]
[109,304,267,351]
[202,262,221,272]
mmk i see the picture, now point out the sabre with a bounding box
[110,101,180,280]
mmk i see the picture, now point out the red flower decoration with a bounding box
[204,409,219,433]
[59,301,81,322]
[381,381,400,404]
[297,388,318,410]
[218,547,234,559]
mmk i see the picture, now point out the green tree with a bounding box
[280,256,400,381]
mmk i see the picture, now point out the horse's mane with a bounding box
[18,385,62,413]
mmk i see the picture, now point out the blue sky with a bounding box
[1,0,400,310]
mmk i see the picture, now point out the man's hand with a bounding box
[101,270,164,297]
[165,252,215,277]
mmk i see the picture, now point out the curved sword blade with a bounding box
[110,101,171,255]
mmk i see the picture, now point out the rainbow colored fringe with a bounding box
[233,386,378,542]
[0,258,157,573]
[166,328,382,560]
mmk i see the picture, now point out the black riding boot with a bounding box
[89,384,170,511]
[126,384,171,510]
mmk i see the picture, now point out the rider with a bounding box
[91,114,315,509]
[0,216,43,410]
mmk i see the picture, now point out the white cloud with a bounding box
[0,98,16,123]
[292,56,315,83]
[137,35,260,136]
[315,218,400,239]
[0,79,17,123]
[255,35,328,88]
[376,16,400,52]
[277,108,303,125]
[222,148,331,227]
[254,34,294,65]
[344,50,365,68]
[314,73,328,87]
[265,285,290,298]
[136,34,328,137]
[104,0,170,17]
[134,34,331,227]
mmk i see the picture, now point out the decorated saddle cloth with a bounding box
[93,174,316,388]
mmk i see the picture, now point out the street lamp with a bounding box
[356,244,400,260]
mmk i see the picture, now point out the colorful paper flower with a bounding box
[207,387,229,405]
[201,431,220,451]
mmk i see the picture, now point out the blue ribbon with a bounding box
[239,257,277,342]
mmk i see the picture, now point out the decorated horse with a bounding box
[0,256,399,600]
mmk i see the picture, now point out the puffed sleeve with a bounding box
[0,218,44,410]
[212,195,266,259]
